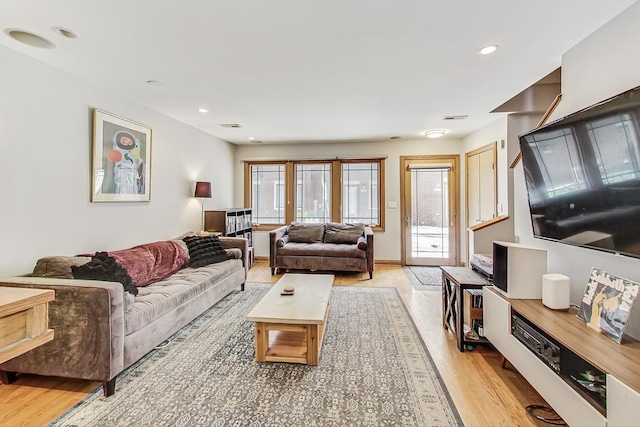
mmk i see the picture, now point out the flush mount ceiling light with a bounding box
[146,80,162,87]
[479,44,499,55]
[425,129,446,139]
[5,29,54,48]
[197,108,208,113]
[219,123,242,128]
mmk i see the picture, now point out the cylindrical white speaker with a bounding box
[542,273,571,310]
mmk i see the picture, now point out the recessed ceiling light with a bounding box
[5,29,54,48]
[52,27,77,39]
[249,140,263,144]
[220,123,242,128]
[479,44,498,55]
[390,136,401,140]
[425,129,446,139]
[248,137,255,140]
[442,115,468,121]
[198,108,208,113]
[146,80,162,87]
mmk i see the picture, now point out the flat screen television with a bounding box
[519,85,640,258]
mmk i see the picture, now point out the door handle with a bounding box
[405,214,410,225]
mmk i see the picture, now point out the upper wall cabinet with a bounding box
[466,142,497,228]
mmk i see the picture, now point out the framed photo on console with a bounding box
[91,108,152,202]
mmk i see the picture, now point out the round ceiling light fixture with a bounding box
[197,108,208,113]
[425,129,446,139]
[146,80,162,87]
[5,29,55,48]
[479,44,499,55]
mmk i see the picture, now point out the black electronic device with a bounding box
[511,311,561,373]
[470,253,493,280]
[519,84,640,259]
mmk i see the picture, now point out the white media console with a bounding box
[484,287,640,426]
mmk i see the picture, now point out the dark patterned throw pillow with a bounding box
[71,252,138,296]
[183,235,228,268]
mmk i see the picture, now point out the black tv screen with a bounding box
[519,85,640,258]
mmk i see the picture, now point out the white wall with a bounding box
[0,45,236,277]
[511,2,640,336]
[234,138,464,262]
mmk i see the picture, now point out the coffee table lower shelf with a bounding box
[254,303,329,365]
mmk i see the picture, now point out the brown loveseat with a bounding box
[270,222,374,278]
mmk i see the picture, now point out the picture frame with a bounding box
[91,108,152,202]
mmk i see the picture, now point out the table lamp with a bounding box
[194,181,212,234]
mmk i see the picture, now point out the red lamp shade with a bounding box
[194,181,212,198]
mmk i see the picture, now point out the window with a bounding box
[245,158,385,229]
[342,162,380,225]
[250,163,286,224]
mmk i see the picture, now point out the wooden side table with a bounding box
[441,266,491,352]
[0,287,55,364]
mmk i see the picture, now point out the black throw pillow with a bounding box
[71,251,138,296]
[183,235,228,268]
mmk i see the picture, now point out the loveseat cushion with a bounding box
[277,242,366,258]
[33,256,92,279]
[324,222,365,244]
[288,223,325,243]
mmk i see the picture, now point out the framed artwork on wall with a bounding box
[91,108,152,202]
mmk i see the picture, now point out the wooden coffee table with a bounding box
[246,273,333,365]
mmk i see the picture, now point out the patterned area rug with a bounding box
[404,266,443,291]
[51,283,462,427]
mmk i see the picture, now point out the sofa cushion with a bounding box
[225,248,242,259]
[324,222,365,244]
[288,223,325,243]
[109,240,189,287]
[277,242,366,259]
[33,256,91,279]
[124,259,242,335]
[183,235,228,268]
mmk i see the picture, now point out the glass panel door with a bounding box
[402,157,458,266]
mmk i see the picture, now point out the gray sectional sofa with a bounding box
[0,234,248,396]
[270,222,374,278]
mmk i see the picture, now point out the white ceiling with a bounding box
[1,0,636,145]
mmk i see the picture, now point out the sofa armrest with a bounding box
[0,276,125,383]
[269,225,289,269]
[219,237,248,280]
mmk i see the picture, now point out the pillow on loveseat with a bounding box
[324,222,365,244]
[288,223,325,243]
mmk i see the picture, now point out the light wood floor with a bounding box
[0,262,550,426]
